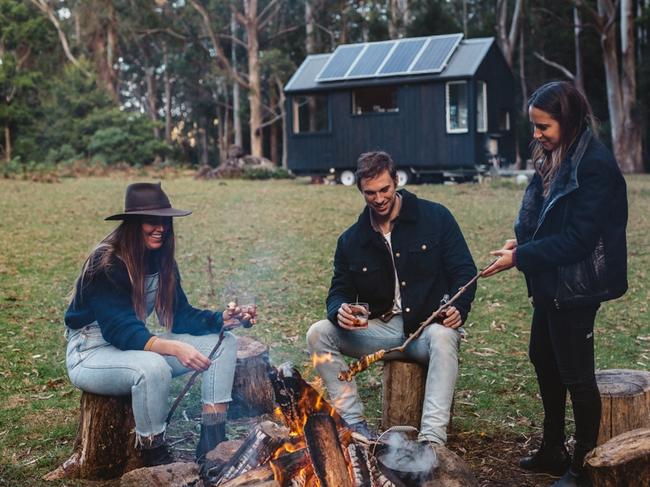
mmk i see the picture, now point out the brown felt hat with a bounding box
[105,182,192,221]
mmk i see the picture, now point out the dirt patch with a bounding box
[448,431,559,486]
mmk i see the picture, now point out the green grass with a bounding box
[1,176,648,485]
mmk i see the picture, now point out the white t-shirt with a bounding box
[383,232,402,313]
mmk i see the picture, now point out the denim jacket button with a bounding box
[421,244,427,250]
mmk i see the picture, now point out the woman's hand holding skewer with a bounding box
[483,239,518,277]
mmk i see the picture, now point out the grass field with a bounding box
[1,176,648,485]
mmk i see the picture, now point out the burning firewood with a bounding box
[270,363,349,436]
[304,414,353,487]
[205,421,290,485]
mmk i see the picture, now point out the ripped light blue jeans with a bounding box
[65,323,237,444]
[306,314,460,444]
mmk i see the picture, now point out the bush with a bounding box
[240,167,294,180]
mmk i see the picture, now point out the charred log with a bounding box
[207,421,289,485]
[304,414,353,487]
[269,363,347,434]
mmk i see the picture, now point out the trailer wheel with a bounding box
[338,170,356,186]
[396,169,411,187]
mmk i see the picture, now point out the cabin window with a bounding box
[292,95,329,133]
[499,109,511,131]
[476,81,487,133]
[446,81,468,133]
[352,86,399,115]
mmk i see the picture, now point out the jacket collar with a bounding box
[357,189,419,246]
[535,128,592,231]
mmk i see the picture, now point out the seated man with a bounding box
[307,151,477,445]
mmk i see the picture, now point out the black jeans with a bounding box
[529,305,601,469]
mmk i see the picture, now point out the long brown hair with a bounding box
[72,217,177,330]
[528,81,595,195]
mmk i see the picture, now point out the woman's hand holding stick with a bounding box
[338,259,498,382]
[165,300,258,425]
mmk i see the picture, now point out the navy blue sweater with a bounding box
[65,250,223,350]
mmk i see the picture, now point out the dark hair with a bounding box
[528,81,595,194]
[72,216,178,331]
[355,151,397,189]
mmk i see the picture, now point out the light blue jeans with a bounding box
[65,323,237,444]
[306,314,460,444]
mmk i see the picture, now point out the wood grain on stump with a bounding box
[229,336,275,419]
[382,360,427,431]
[596,369,650,445]
[44,392,143,481]
[585,427,650,487]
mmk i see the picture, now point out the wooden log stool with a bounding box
[228,336,275,419]
[381,360,454,434]
[585,427,650,487]
[44,391,143,481]
[596,369,650,445]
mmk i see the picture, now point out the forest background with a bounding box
[1,0,649,175]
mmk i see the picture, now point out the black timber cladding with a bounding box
[284,37,516,174]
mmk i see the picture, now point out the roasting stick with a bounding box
[165,301,257,425]
[338,259,498,382]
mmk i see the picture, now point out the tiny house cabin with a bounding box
[284,34,516,185]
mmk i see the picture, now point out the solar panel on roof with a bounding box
[347,42,395,78]
[410,34,463,73]
[317,44,365,81]
[378,38,427,75]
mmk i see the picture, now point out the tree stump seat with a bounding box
[596,369,650,445]
[44,391,144,481]
[381,359,454,434]
[229,336,275,419]
[585,427,650,487]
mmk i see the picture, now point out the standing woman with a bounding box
[483,81,627,487]
[65,182,252,466]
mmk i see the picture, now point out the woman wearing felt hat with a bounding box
[64,182,253,467]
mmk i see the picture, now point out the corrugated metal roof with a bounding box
[285,37,495,93]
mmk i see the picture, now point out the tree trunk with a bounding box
[163,44,172,145]
[339,0,349,45]
[244,0,263,158]
[596,369,650,445]
[270,90,279,165]
[231,13,242,148]
[496,0,524,67]
[229,336,275,419]
[43,392,143,480]
[201,124,210,166]
[619,0,643,173]
[144,67,160,139]
[598,0,624,157]
[585,428,650,487]
[574,5,584,94]
[517,21,526,168]
[388,0,409,39]
[4,123,11,163]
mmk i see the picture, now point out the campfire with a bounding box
[203,363,438,487]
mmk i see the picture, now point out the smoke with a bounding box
[378,430,438,474]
